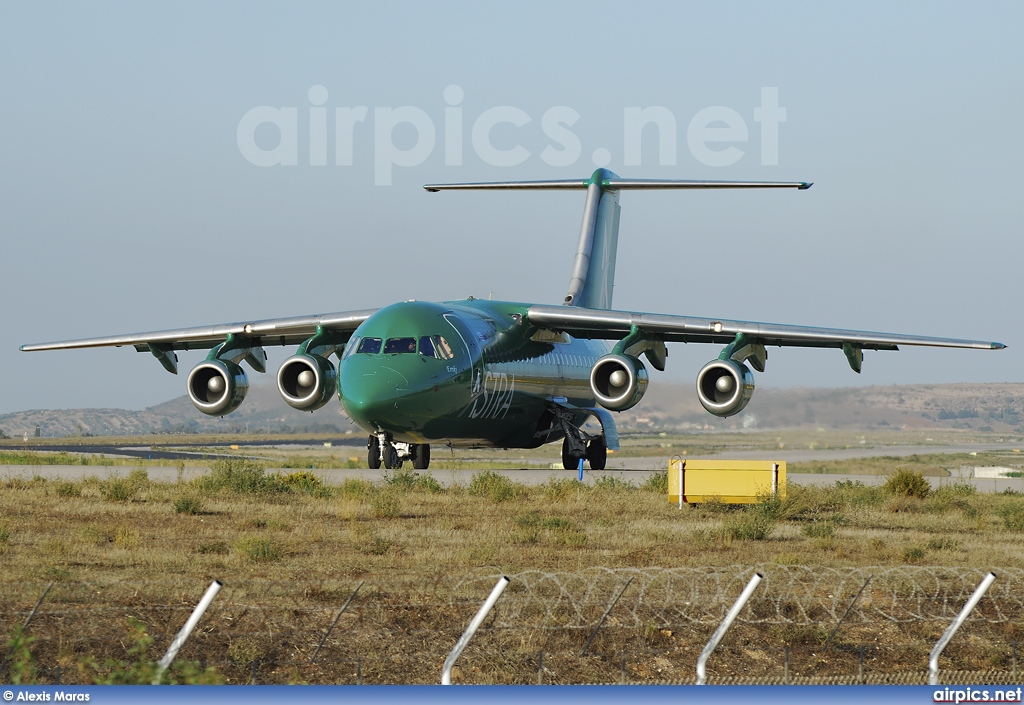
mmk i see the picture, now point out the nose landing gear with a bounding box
[367,433,431,470]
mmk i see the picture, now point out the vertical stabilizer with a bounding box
[563,168,621,309]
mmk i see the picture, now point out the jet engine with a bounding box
[187,359,249,416]
[277,353,337,411]
[696,359,754,417]
[590,354,649,411]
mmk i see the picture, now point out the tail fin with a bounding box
[425,170,811,310]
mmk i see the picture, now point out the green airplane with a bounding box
[21,169,1005,471]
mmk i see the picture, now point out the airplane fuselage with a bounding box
[339,299,610,448]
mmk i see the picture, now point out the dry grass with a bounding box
[4,462,1024,684]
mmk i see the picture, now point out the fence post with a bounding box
[581,576,634,656]
[441,576,509,685]
[310,581,363,664]
[928,572,996,685]
[696,573,762,685]
[824,574,873,650]
[537,651,543,685]
[152,580,222,684]
[0,582,53,680]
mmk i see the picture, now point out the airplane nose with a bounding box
[341,364,413,429]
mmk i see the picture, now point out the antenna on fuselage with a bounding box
[425,170,811,311]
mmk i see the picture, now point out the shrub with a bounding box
[802,519,837,539]
[1000,502,1024,531]
[236,537,282,562]
[371,492,401,519]
[4,628,36,684]
[593,474,635,491]
[724,510,776,541]
[80,617,224,684]
[904,546,926,562]
[384,468,442,493]
[280,471,330,496]
[173,496,204,515]
[55,481,80,498]
[356,531,393,555]
[337,478,375,499]
[642,470,669,493]
[100,479,135,502]
[127,468,149,486]
[200,459,288,495]
[114,524,140,550]
[543,477,586,500]
[883,469,931,499]
[468,470,521,502]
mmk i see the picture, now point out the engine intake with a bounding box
[696,359,754,417]
[277,354,337,411]
[187,360,249,416]
[590,354,649,411]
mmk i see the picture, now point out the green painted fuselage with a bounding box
[339,299,609,448]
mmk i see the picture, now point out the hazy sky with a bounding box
[2,2,1022,414]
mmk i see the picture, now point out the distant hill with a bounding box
[1,382,1022,438]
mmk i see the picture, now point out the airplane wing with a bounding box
[526,303,1004,373]
[20,309,378,373]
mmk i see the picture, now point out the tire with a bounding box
[586,437,607,471]
[561,437,577,470]
[383,444,400,470]
[412,443,430,470]
[367,435,381,470]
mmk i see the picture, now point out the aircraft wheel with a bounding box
[383,443,400,470]
[561,437,579,470]
[367,435,381,470]
[412,443,430,470]
[586,437,607,471]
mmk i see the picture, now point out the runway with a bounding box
[5,462,1024,493]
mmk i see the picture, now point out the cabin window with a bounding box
[384,337,417,354]
[356,337,382,354]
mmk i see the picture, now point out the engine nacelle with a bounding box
[590,354,649,411]
[187,359,249,416]
[696,359,754,417]
[277,353,337,411]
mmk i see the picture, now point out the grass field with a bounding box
[4,451,1024,684]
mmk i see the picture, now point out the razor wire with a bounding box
[4,566,1024,638]
[448,566,1024,628]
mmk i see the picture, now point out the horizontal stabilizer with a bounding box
[425,178,811,192]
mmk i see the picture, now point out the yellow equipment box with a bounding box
[668,459,785,505]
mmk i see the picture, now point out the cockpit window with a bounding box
[356,337,382,354]
[342,336,361,360]
[418,336,436,358]
[414,335,456,360]
[384,337,417,354]
[433,335,455,360]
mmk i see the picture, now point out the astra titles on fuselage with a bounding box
[463,371,514,419]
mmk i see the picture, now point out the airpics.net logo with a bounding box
[236,86,789,185]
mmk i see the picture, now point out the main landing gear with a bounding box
[554,407,607,472]
[367,433,431,470]
[561,436,607,472]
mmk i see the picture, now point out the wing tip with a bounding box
[992,342,1008,350]
[799,182,813,190]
